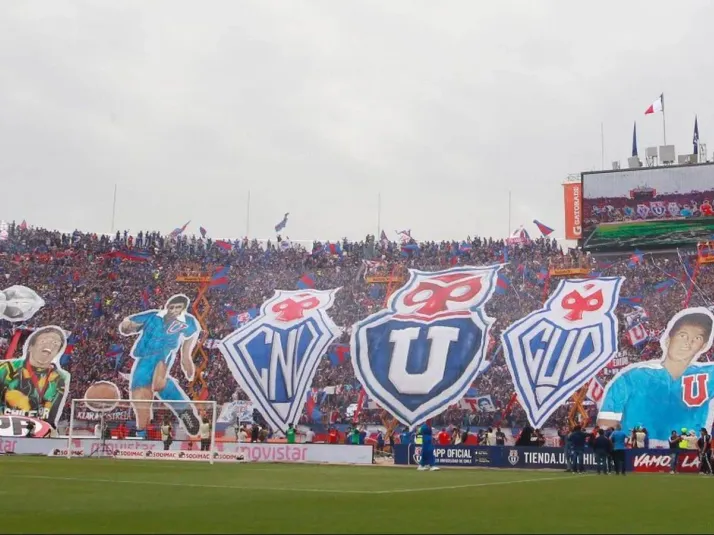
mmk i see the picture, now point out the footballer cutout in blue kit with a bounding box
[119,294,202,437]
[598,307,714,445]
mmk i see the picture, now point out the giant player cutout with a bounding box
[598,307,714,444]
[119,294,202,437]
[0,326,70,427]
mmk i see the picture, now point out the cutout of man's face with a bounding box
[166,302,186,319]
[666,322,708,364]
[28,330,64,368]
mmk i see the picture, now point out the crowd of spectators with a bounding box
[0,220,712,431]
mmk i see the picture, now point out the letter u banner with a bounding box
[351,265,502,429]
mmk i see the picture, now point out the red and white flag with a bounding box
[644,94,664,115]
[586,377,605,407]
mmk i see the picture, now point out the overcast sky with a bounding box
[1,0,712,242]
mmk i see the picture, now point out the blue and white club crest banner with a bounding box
[219,289,341,432]
[351,265,502,429]
[501,277,624,428]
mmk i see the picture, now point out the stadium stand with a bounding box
[1,222,711,439]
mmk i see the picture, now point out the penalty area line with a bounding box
[4,473,584,495]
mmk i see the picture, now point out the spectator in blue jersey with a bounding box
[568,425,587,474]
[119,294,202,437]
[417,422,439,472]
[610,424,628,475]
[598,308,714,444]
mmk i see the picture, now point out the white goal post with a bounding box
[68,398,220,464]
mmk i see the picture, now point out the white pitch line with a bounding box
[4,473,583,495]
[383,474,591,494]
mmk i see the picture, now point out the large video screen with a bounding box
[582,163,714,251]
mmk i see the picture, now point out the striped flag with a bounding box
[169,220,190,239]
[274,213,289,232]
[209,266,230,289]
[533,220,554,237]
[495,274,510,295]
[297,272,315,290]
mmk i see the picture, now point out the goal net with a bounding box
[67,396,224,463]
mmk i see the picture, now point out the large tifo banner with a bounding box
[219,289,341,433]
[119,293,203,437]
[502,277,623,429]
[596,307,714,446]
[351,266,502,429]
[393,444,704,473]
[3,437,373,465]
[0,285,69,427]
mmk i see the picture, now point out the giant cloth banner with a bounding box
[351,265,502,429]
[502,277,624,428]
[598,307,714,444]
[219,289,341,433]
[119,294,202,436]
[0,326,70,427]
[0,285,45,322]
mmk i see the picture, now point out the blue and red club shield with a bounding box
[351,265,503,429]
[501,277,624,429]
[218,289,341,433]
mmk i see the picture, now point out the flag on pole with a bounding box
[214,240,233,251]
[693,116,699,155]
[627,249,644,268]
[328,344,351,367]
[209,266,230,289]
[274,213,289,232]
[586,377,605,407]
[297,272,315,290]
[396,229,412,244]
[644,93,664,115]
[379,230,389,248]
[632,122,638,157]
[533,220,554,237]
[495,274,510,295]
[19,220,27,231]
[199,226,207,238]
[170,220,190,238]
[619,296,644,308]
[140,287,151,309]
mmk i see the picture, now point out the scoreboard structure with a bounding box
[580,162,714,252]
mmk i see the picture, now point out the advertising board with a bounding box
[394,445,707,472]
[4,437,374,465]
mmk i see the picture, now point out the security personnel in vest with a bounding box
[416,422,438,471]
[412,427,423,468]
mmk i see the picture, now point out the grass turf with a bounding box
[1,456,712,534]
[584,217,714,250]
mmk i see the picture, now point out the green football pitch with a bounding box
[1,456,712,534]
